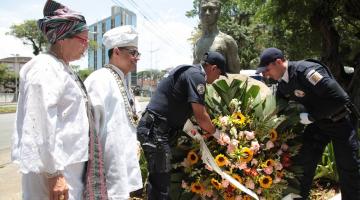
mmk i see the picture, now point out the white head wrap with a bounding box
[103,25,138,49]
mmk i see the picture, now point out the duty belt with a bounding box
[329,106,351,122]
[143,109,170,134]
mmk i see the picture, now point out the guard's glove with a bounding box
[299,113,313,125]
[213,129,221,140]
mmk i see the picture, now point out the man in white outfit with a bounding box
[85,26,143,200]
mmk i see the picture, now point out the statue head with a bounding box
[199,0,221,27]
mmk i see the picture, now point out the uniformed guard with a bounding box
[256,47,360,200]
[137,51,226,200]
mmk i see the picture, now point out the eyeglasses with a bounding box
[120,47,141,58]
[72,35,89,44]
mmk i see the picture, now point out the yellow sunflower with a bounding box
[231,112,247,125]
[259,175,273,189]
[190,182,205,194]
[187,150,199,165]
[263,159,275,168]
[232,174,243,184]
[269,129,278,142]
[210,178,222,190]
[215,154,229,167]
[240,147,254,163]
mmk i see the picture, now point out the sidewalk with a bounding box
[0,148,21,200]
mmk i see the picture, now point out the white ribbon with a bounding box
[183,120,259,200]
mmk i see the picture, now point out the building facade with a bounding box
[88,6,137,86]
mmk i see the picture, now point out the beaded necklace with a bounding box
[105,64,138,127]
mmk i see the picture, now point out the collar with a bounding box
[108,64,125,81]
[281,64,289,83]
[199,64,207,81]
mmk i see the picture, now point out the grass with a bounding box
[0,104,16,113]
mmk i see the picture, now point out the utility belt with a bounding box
[142,109,171,138]
[329,105,351,122]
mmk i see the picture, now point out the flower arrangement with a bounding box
[172,79,301,200]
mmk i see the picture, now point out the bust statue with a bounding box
[193,0,241,73]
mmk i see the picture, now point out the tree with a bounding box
[78,69,93,81]
[0,64,16,92]
[7,20,48,55]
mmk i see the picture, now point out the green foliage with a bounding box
[78,69,93,81]
[314,143,339,182]
[7,20,48,55]
[0,64,16,91]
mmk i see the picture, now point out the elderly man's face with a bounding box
[63,30,89,61]
[199,1,220,26]
[118,46,140,72]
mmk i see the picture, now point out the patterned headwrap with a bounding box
[37,0,88,44]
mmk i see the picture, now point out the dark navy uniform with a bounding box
[277,59,360,200]
[137,64,207,200]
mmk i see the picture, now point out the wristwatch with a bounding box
[45,170,63,178]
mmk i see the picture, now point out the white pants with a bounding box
[22,162,85,200]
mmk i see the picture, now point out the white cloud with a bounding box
[0,28,34,59]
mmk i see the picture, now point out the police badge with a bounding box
[197,84,205,95]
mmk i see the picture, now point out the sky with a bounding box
[0,0,199,71]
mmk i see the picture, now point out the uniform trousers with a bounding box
[294,117,360,200]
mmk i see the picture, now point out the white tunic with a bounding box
[11,53,89,199]
[84,66,142,200]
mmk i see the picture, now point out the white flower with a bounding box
[220,116,229,126]
[266,140,274,149]
[251,158,258,166]
[230,126,237,137]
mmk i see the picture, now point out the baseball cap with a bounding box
[256,47,284,74]
[203,51,228,77]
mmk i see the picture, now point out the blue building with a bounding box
[88,6,137,86]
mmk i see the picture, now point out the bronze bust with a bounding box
[193,0,241,73]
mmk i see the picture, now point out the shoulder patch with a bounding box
[197,84,205,95]
[306,69,323,85]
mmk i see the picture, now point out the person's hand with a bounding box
[299,113,313,125]
[47,175,69,200]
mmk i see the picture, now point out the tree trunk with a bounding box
[309,2,344,83]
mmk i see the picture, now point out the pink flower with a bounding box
[235,161,247,170]
[250,141,260,153]
[238,131,245,139]
[264,166,274,175]
[274,162,283,171]
[181,180,188,189]
[273,177,282,184]
[205,164,213,171]
[227,144,236,154]
[181,158,190,168]
[231,139,239,146]
[221,179,229,188]
[251,158,258,166]
[245,179,255,190]
[244,130,255,140]
[281,143,289,151]
[219,133,231,145]
[256,188,262,194]
[277,149,283,156]
[220,116,229,126]
[203,190,213,197]
[266,140,274,150]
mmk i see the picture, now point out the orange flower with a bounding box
[187,150,199,165]
[211,178,222,190]
[215,154,229,167]
[243,195,252,200]
[276,170,284,178]
[270,129,278,142]
[264,159,275,167]
[240,147,254,163]
[190,182,205,194]
[259,175,273,189]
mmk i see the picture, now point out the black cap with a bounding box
[203,51,227,77]
[256,47,284,74]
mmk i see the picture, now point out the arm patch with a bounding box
[306,69,323,85]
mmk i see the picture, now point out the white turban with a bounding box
[102,25,138,49]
